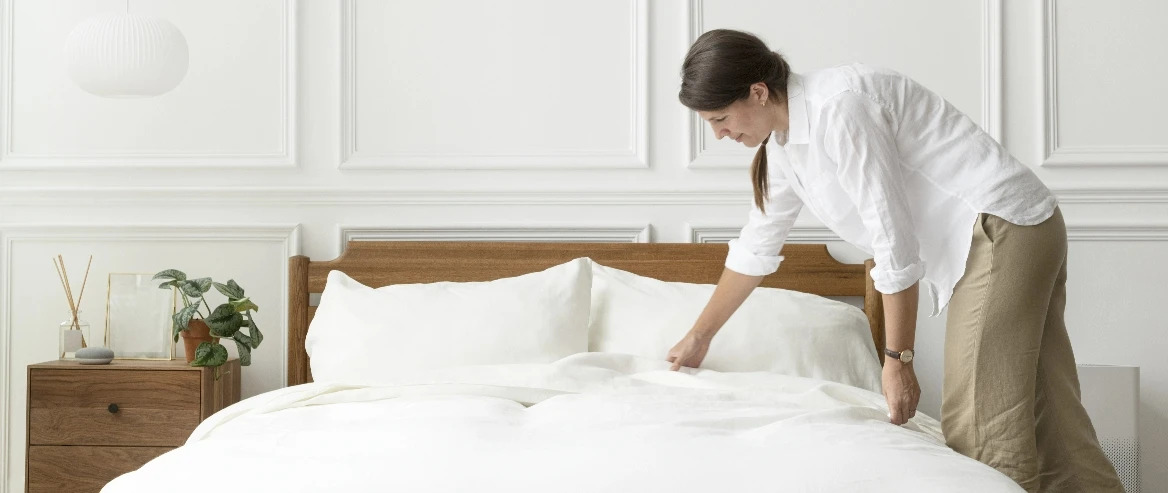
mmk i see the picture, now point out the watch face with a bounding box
[901,349,914,363]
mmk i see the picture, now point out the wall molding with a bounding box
[0,0,298,170]
[338,0,648,170]
[2,186,1168,205]
[685,0,1003,168]
[337,225,650,258]
[688,224,1168,243]
[981,0,1003,142]
[1053,188,1168,204]
[0,223,301,493]
[1065,225,1168,242]
[0,187,1166,206]
[1040,0,1168,167]
[0,187,753,206]
[683,0,738,169]
[686,224,839,244]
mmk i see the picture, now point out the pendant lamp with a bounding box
[64,2,189,98]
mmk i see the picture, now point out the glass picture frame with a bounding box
[105,273,177,360]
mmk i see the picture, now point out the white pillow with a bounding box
[306,258,592,384]
[588,263,882,392]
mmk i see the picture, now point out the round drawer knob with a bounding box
[108,403,119,414]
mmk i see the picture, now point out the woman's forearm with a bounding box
[882,281,919,353]
[690,268,765,340]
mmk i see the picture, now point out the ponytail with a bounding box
[750,135,770,212]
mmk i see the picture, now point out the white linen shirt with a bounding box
[725,63,1057,316]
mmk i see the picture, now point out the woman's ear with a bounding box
[752,82,769,104]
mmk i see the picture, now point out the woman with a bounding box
[666,29,1122,493]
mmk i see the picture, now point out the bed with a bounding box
[103,241,1023,493]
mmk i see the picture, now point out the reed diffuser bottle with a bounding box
[58,310,90,359]
[53,254,93,360]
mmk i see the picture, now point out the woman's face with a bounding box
[696,83,775,148]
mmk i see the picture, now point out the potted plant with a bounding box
[152,269,263,369]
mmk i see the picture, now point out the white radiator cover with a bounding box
[1078,364,1140,493]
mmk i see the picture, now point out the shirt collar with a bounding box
[781,73,809,146]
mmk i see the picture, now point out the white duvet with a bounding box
[104,353,1022,493]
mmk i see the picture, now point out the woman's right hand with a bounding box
[667,330,713,371]
[666,268,763,372]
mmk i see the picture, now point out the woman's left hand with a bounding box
[882,362,921,425]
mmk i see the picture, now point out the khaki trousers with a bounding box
[942,207,1124,492]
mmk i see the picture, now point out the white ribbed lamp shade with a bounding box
[65,13,189,98]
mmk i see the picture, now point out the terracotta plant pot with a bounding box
[181,319,219,363]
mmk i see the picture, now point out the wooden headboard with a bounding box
[287,241,885,386]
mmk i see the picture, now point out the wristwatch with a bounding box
[884,347,914,363]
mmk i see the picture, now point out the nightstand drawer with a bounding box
[27,445,171,493]
[29,369,202,446]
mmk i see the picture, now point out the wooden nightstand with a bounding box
[25,359,241,493]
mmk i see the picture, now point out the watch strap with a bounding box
[884,348,913,361]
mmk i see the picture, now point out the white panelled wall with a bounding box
[1,1,1166,492]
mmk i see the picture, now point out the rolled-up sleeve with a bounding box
[822,91,925,294]
[725,164,804,276]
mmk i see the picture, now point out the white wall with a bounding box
[1,1,1166,492]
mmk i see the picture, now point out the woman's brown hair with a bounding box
[679,29,790,212]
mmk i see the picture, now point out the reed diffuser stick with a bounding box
[52,258,75,325]
[75,255,93,313]
[58,255,79,329]
[74,255,92,347]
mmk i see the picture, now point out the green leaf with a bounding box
[157,280,179,290]
[191,342,229,367]
[233,330,253,347]
[178,282,202,298]
[231,297,260,313]
[172,304,201,342]
[213,280,245,300]
[152,269,186,282]
[233,337,252,366]
[178,279,211,297]
[207,304,243,337]
[190,277,212,294]
[246,316,263,349]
